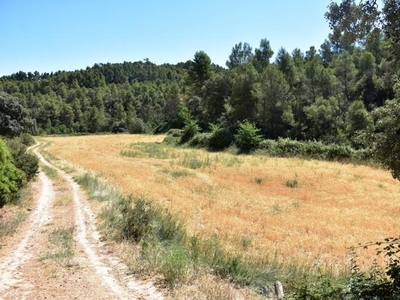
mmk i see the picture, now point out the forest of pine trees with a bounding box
[0,0,399,152]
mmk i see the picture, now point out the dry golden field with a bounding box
[39,134,400,273]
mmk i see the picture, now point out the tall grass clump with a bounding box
[100,195,186,245]
[75,173,121,202]
[179,153,212,169]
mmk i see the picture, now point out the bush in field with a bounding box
[128,118,148,134]
[234,121,263,153]
[0,139,25,207]
[207,123,233,151]
[188,132,210,148]
[259,138,367,162]
[180,118,200,144]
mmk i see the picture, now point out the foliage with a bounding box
[253,38,274,72]
[254,64,294,138]
[365,84,400,179]
[6,138,39,181]
[101,195,185,245]
[227,63,259,123]
[188,132,210,148]
[207,123,234,151]
[187,51,212,95]
[226,42,253,69]
[234,121,263,153]
[259,138,366,162]
[0,139,25,207]
[345,99,373,146]
[179,118,200,144]
[286,273,344,300]
[0,92,35,137]
[18,133,36,146]
[345,238,400,299]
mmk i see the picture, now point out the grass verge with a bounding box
[76,172,283,296]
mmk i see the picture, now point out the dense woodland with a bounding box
[0,1,398,150]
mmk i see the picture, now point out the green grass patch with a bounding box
[41,164,60,181]
[160,168,191,178]
[285,179,299,188]
[0,211,26,244]
[75,173,121,202]
[179,153,212,169]
[254,177,264,184]
[122,142,173,159]
[40,226,74,262]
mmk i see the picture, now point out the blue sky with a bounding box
[0,0,332,76]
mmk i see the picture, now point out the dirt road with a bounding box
[0,144,164,300]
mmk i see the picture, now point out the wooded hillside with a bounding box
[0,0,399,150]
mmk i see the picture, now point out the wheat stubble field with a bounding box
[40,134,400,273]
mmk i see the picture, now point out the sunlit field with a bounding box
[40,134,400,273]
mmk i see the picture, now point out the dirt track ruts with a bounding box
[0,144,163,300]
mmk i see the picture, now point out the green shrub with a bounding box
[326,144,353,160]
[161,245,189,288]
[207,123,233,151]
[128,118,147,134]
[345,239,400,299]
[286,273,345,299]
[167,128,183,138]
[0,139,25,207]
[285,179,299,188]
[234,121,263,153]
[259,138,369,163]
[188,132,210,148]
[18,133,36,146]
[6,139,39,182]
[163,135,180,145]
[180,119,200,144]
[101,195,185,245]
[116,197,154,242]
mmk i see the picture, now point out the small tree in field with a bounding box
[234,121,263,153]
[180,118,200,144]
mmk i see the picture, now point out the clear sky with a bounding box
[0,0,333,76]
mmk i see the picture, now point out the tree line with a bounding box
[0,2,398,150]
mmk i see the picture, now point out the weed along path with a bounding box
[0,144,164,300]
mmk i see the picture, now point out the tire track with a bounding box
[34,145,164,300]
[0,170,53,296]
